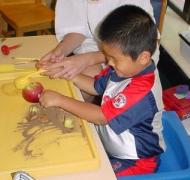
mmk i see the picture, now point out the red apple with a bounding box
[22,82,44,103]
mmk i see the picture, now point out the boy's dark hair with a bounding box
[98,5,157,60]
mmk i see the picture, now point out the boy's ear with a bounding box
[138,51,151,65]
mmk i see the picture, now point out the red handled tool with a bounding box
[1,44,21,55]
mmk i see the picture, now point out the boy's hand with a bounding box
[39,90,64,108]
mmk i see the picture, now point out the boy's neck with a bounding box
[135,60,155,77]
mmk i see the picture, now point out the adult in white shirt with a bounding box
[38,0,159,80]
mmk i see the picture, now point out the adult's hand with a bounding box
[36,45,65,69]
[37,33,85,69]
[42,54,90,79]
[42,51,104,79]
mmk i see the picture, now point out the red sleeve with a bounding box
[101,73,155,122]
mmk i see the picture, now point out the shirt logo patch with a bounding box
[113,93,126,108]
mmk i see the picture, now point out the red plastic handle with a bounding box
[1,44,21,55]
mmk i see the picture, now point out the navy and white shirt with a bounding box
[94,63,165,160]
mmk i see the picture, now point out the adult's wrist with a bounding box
[55,40,69,56]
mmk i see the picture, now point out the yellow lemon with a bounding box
[14,76,31,90]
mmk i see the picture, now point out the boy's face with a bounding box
[101,42,151,78]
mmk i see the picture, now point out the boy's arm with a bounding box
[59,96,106,125]
[72,74,99,95]
[39,90,106,125]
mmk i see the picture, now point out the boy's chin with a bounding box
[116,72,126,78]
[116,73,131,79]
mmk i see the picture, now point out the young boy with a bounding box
[39,5,165,176]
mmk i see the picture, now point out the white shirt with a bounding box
[55,0,159,64]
